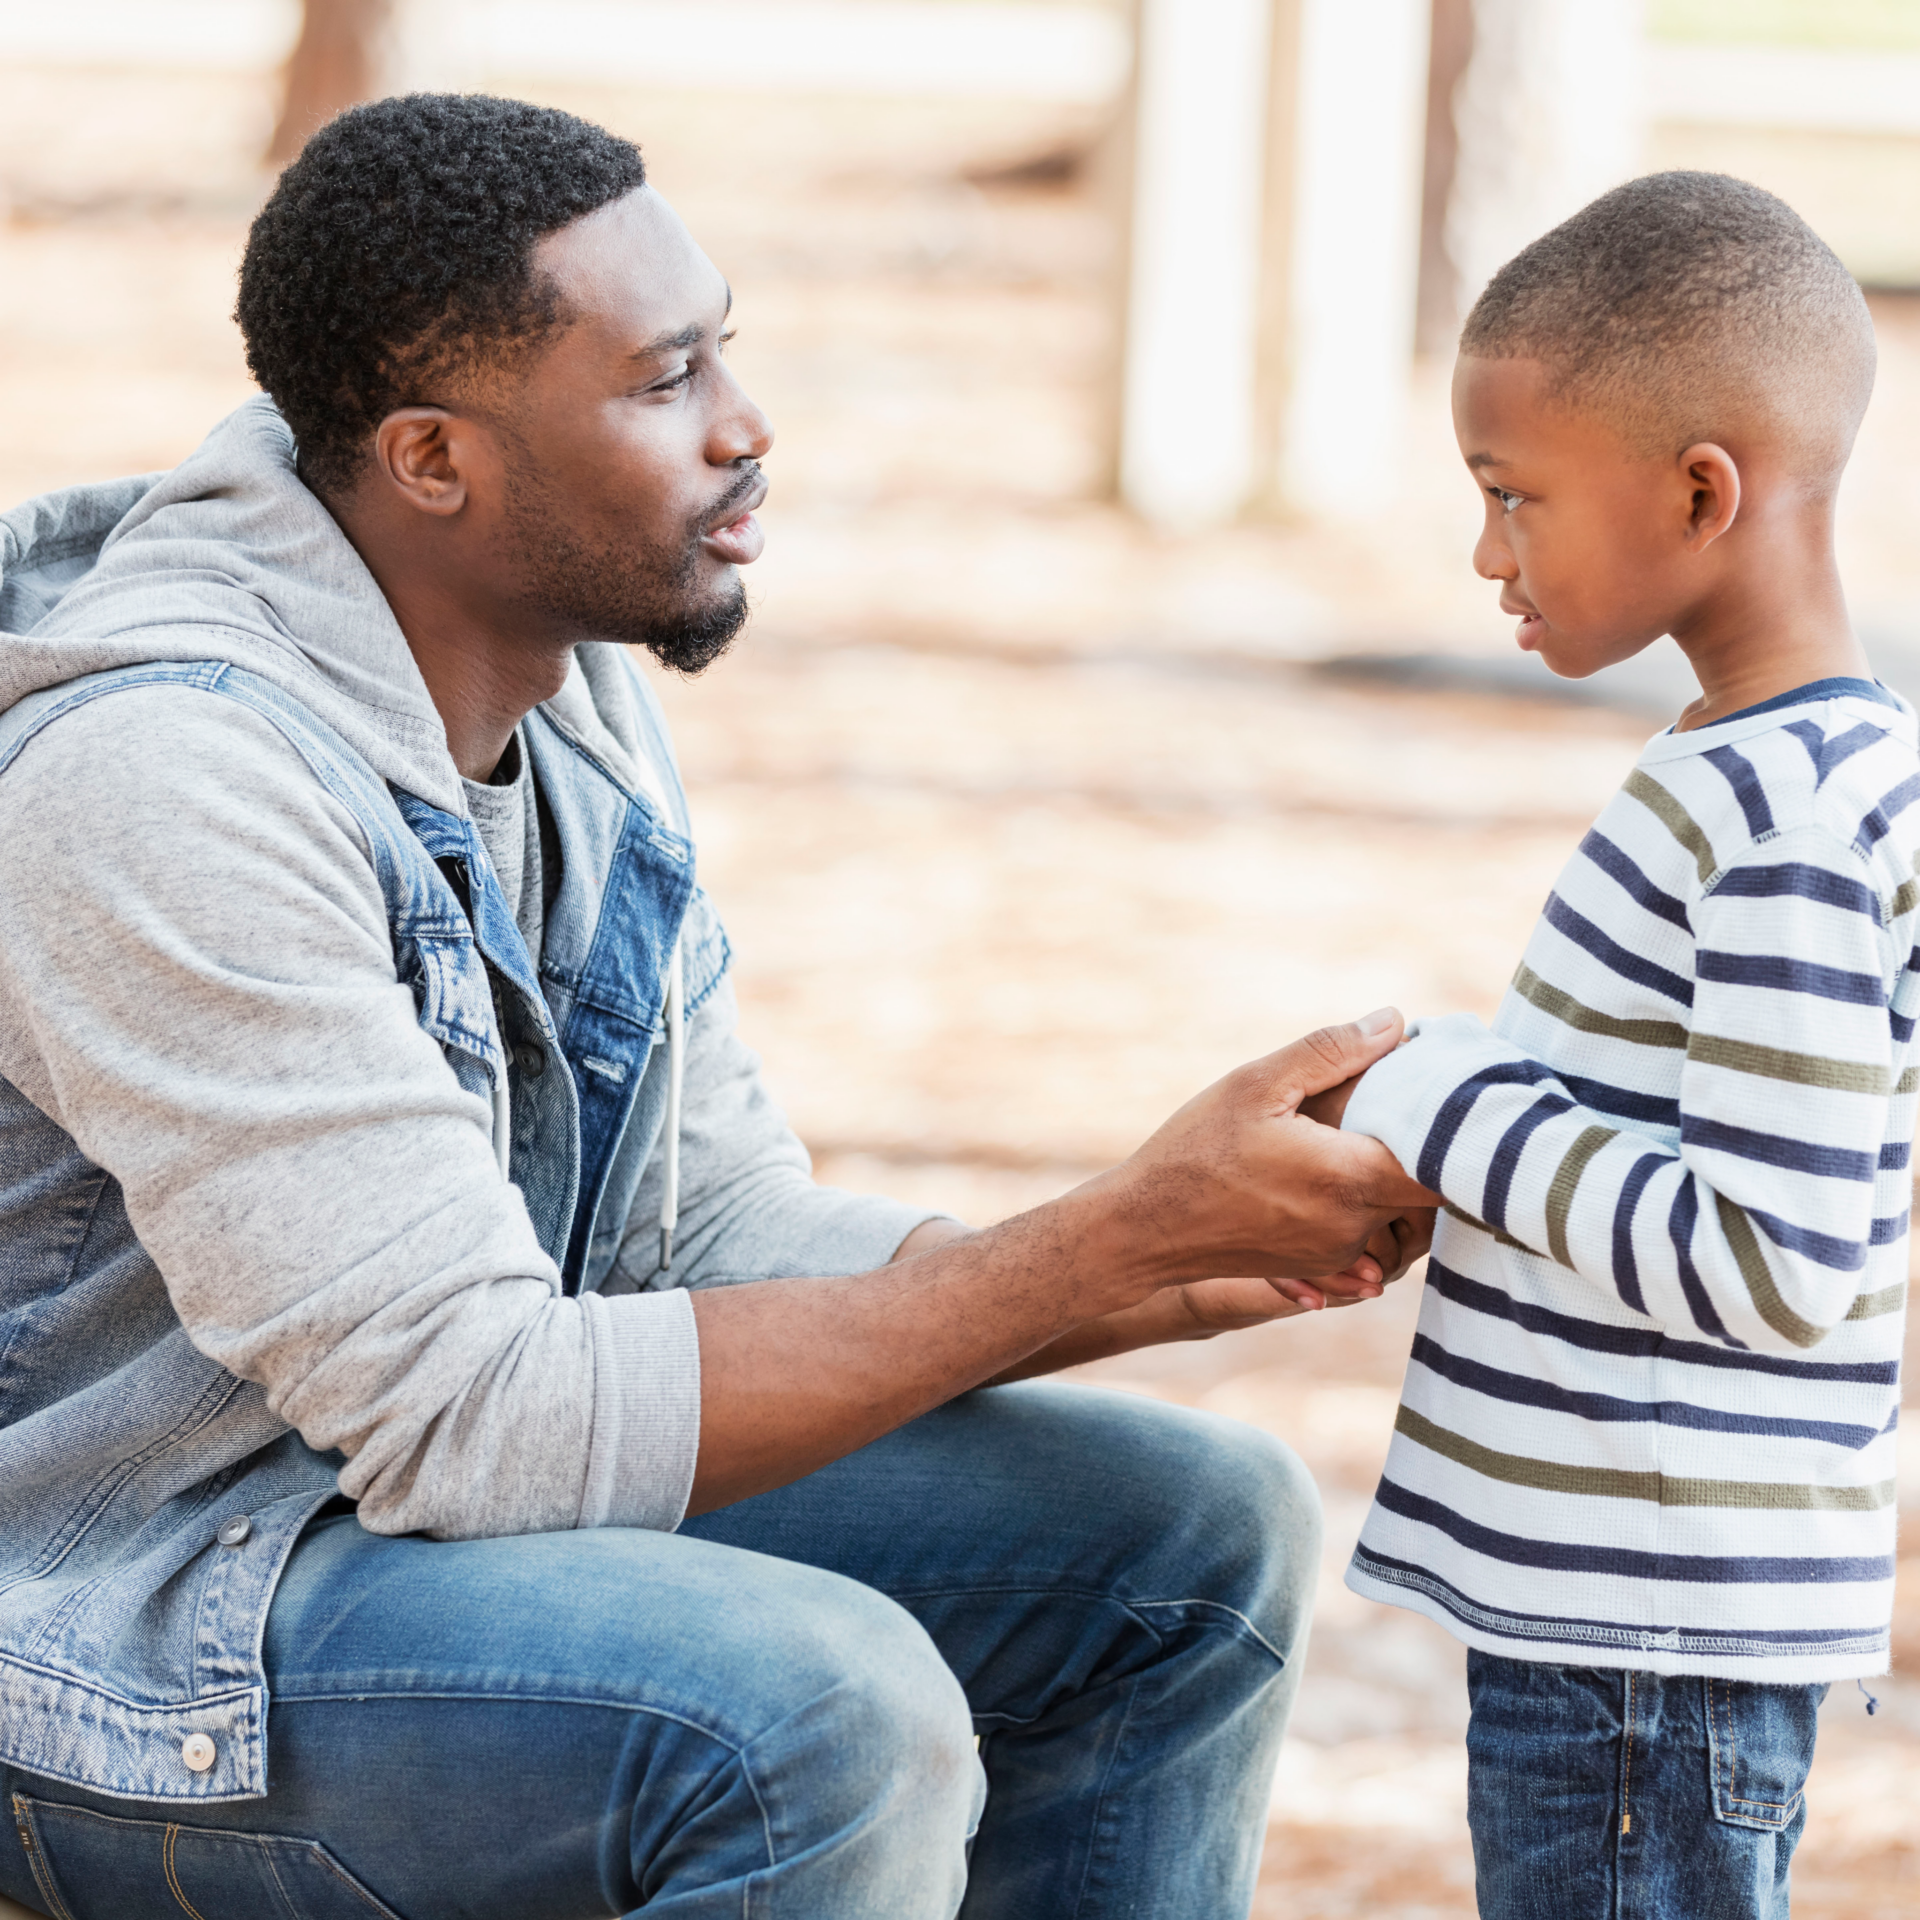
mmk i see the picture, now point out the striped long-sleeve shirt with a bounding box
[1341,677,1918,1680]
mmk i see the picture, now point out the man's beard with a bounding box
[502,461,755,675]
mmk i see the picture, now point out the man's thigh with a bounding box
[1,1517,976,1920]
[680,1379,1323,1723]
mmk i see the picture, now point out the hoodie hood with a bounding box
[0,397,666,818]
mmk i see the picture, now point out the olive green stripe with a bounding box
[1847,1283,1907,1321]
[1714,1193,1824,1349]
[1442,1203,1537,1256]
[1513,965,1689,1050]
[1626,768,1717,883]
[1900,1067,1920,1095]
[1395,1406,1896,1510]
[1545,1126,1619,1267]
[1686,1031,1890,1095]
[1891,877,1920,920]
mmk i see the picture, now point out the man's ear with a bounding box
[1678,442,1741,551]
[371,407,474,518]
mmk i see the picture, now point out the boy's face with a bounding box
[1451,355,1705,679]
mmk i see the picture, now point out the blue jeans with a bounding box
[1,1382,1319,1919]
[1466,1650,1829,1920]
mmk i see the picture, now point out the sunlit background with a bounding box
[2,2,1917,1913]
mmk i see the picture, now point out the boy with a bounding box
[1320,173,1913,1918]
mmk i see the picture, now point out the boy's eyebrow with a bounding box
[1463,450,1508,471]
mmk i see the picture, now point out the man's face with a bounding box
[489,187,772,672]
[1451,355,1702,679]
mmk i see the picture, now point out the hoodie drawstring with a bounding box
[658,941,685,1275]
[491,1045,513,1178]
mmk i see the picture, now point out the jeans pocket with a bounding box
[12,1794,402,1920]
[1702,1678,1825,1834]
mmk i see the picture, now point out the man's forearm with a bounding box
[687,1181,1144,1513]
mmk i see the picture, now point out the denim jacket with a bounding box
[0,403,936,1803]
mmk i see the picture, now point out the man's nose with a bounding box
[711,363,774,466]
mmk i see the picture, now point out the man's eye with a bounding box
[652,365,694,393]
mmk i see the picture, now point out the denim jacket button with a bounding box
[514,1042,546,1079]
[180,1734,217,1773]
[216,1515,252,1548]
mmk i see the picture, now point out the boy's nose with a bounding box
[1472,521,1517,582]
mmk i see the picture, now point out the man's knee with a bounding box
[743,1576,984,1844]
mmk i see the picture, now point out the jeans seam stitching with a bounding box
[164,1822,210,1920]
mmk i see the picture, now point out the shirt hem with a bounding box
[1345,1557,1891,1683]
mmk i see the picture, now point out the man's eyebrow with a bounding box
[629,289,735,360]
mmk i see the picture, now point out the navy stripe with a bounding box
[1892,1009,1915,1044]
[1747,1207,1868,1272]
[1810,722,1888,786]
[1544,892,1694,1005]
[1610,1153,1664,1315]
[1422,1257,1899,1383]
[1577,830,1691,930]
[1695,950,1884,1006]
[1718,676,1899,725]
[1870,1210,1909,1246]
[1680,1116,1876,1182]
[1878,1140,1910,1171]
[1484,1092,1573,1230]
[1710,861,1879,917]
[1856,773,1920,852]
[1671,1175,1739,1346]
[1408,1335,1884,1446]
[1704,745,1775,837]
[1374,1477,1895,1584]
[1352,1546,1892,1653]
[1417,1059,1558,1193]
[1562,1072,1681,1129]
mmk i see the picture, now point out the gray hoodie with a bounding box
[0,397,938,1547]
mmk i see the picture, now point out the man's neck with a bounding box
[332,495,573,782]
[1670,507,1868,732]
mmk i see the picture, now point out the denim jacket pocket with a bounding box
[13,1794,402,1920]
[1703,1677,1824,1832]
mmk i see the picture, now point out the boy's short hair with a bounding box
[1461,171,1875,481]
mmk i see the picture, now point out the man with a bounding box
[0,97,1433,1918]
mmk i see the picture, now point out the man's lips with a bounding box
[701,478,768,568]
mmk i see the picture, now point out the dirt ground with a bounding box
[4,57,1918,1916]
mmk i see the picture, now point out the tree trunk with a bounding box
[267,0,396,166]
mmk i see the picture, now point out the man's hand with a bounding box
[688,1007,1442,1512]
[1083,1008,1441,1289]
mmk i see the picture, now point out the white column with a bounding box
[1118,0,1275,531]
[1447,0,1646,312]
[1276,0,1431,513]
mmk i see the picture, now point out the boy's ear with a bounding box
[1678,442,1741,551]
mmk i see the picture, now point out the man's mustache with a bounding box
[695,464,765,538]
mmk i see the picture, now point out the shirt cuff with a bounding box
[578,1287,702,1532]
[1339,1012,1524,1179]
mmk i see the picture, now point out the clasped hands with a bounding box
[1106,1004,1442,1335]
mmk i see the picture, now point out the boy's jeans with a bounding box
[0,1382,1317,1920]
[1467,1650,1829,1920]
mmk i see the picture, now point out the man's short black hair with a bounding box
[1462,171,1874,479]
[237,94,647,496]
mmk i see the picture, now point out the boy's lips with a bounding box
[1500,597,1546,651]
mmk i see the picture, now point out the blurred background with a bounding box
[3,1,1917,1912]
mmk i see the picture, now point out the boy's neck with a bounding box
[1670,509,1869,732]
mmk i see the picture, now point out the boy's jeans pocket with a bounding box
[1705,1677,1824,1832]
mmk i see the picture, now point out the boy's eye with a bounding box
[1491,488,1523,515]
